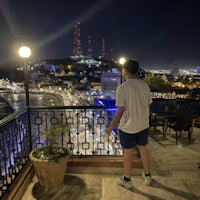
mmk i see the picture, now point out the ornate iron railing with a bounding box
[30,106,122,156]
[0,105,122,198]
[0,109,30,198]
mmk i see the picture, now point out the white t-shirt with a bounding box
[116,79,152,134]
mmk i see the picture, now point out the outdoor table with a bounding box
[158,111,195,140]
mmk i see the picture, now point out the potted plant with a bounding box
[29,123,70,190]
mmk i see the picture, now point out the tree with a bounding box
[145,73,172,92]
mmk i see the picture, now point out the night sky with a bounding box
[0,0,200,70]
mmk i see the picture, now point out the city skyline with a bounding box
[0,0,200,70]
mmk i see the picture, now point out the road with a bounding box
[0,92,63,112]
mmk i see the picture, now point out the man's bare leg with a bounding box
[138,145,150,173]
[123,148,133,178]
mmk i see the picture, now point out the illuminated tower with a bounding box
[101,38,105,59]
[87,35,92,58]
[73,21,82,57]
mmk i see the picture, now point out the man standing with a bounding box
[106,59,152,189]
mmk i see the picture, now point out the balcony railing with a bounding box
[0,109,29,198]
[30,106,122,156]
[0,105,123,198]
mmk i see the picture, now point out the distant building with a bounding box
[171,64,179,75]
[101,72,120,98]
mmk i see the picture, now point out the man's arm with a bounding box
[105,106,125,134]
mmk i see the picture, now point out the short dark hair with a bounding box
[124,59,139,75]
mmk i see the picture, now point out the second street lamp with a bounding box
[118,57,126,84]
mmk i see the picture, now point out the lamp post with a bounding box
[18,46,32,151]
[18,46,31,107]
[118,57,126,84]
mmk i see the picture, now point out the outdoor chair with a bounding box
[194,116,200,128]
[168,114,193,144]
[149,113,165,138]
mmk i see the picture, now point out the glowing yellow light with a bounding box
[18,46,31,58]
[119,57,126,65]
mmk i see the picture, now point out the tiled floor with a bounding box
[22,127,200,200]
[22,174,103,200]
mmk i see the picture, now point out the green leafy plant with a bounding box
[32,123,70,162]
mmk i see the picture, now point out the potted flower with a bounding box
[29,123,70,190]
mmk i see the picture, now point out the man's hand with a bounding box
[105,127,112,135]
[105,106,124,135]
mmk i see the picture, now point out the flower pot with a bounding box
[29,147,70,190]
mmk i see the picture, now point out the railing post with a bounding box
[27,108,32,152]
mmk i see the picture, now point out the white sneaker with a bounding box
[142,172,152,185]
[117,177,133,189]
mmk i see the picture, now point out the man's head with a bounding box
[122,59,139,80]
[124,59,139,75]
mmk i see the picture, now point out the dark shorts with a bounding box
[119,128,149,149]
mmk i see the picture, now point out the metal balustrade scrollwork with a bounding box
[30,106,122,156]
[0,109,29,198]
[0,106,122,198]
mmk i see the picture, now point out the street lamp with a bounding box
[18,46,31,107]
[18,46,32,151]
[119,57,126,65]
[118,57,126,83]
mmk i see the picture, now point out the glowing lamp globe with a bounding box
[18,46,31,58]
[119,57,126,65]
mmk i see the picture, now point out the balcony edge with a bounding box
[2,162,34,200]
